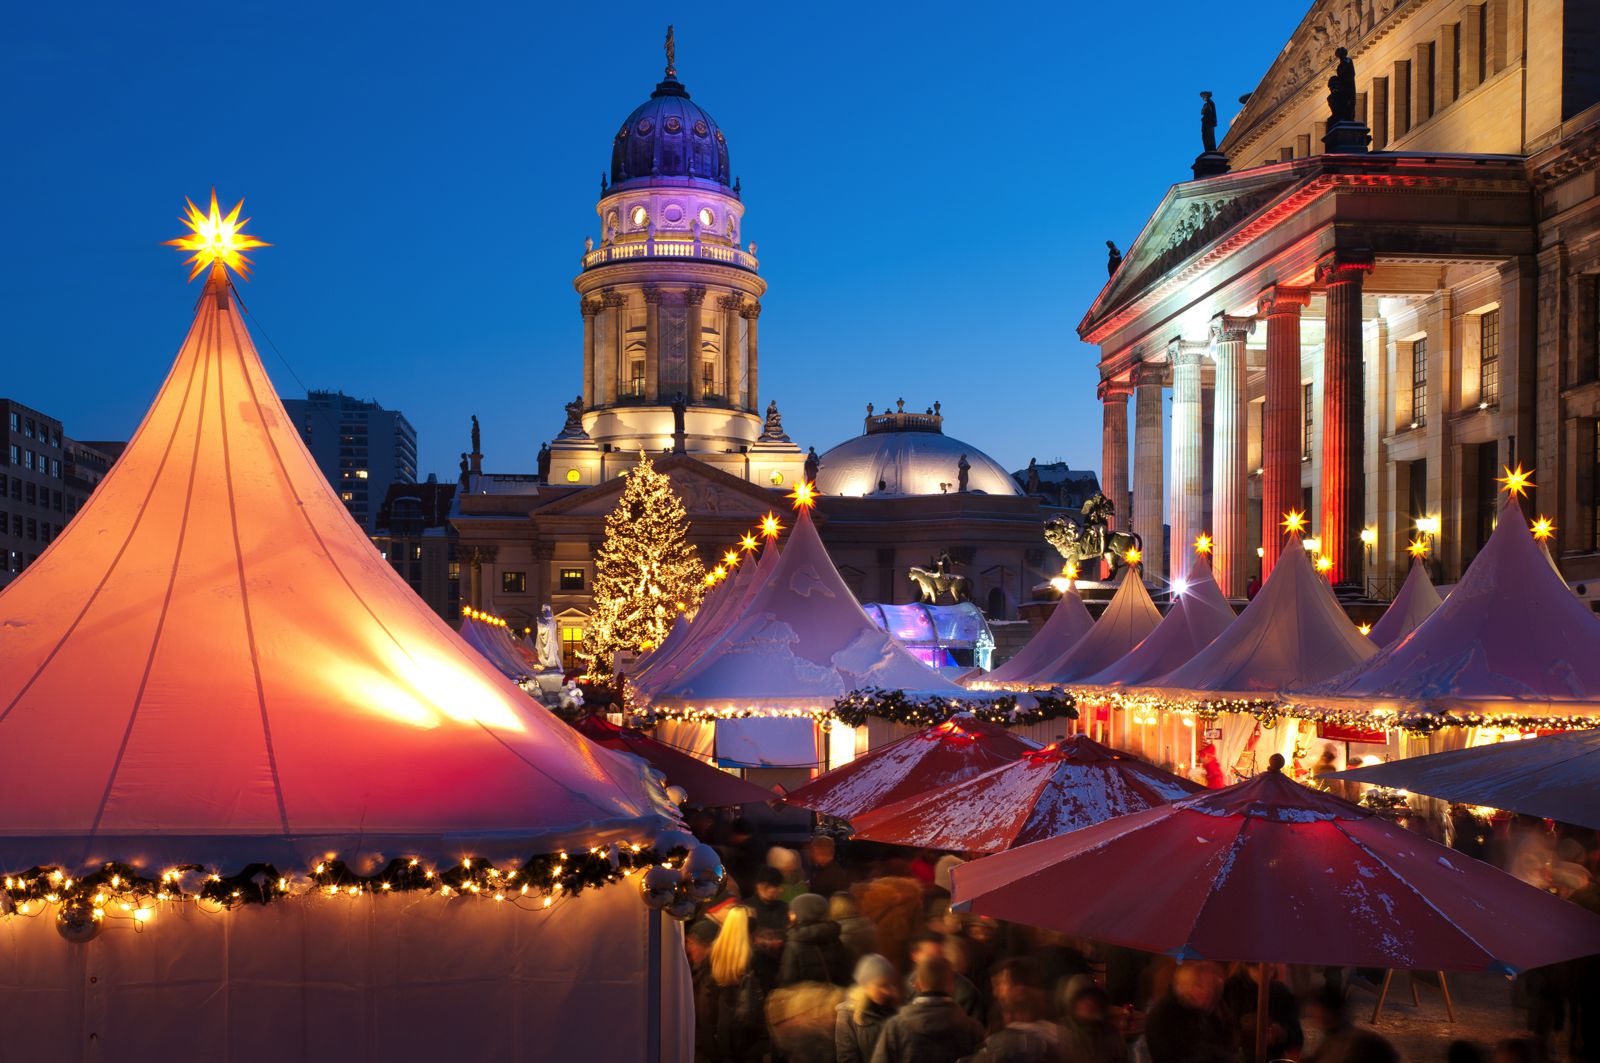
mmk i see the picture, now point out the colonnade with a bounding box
[579,288,761,410]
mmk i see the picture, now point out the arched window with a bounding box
[985,586,1007,620]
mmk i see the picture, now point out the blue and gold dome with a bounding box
[609,66,732,191]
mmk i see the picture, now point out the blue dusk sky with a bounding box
[1,1,1305,483]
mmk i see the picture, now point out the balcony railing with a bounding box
[582,238,759,273]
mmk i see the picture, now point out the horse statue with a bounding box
[907,553,972,603]
[1044,493,1142,579]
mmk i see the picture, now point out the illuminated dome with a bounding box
[610,72,731,191]
[815,405,1023,498]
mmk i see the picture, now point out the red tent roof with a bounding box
[851,735,1201,853]
[571,715,775,807]
[783,717,1035,819]
[0,267,666,872]
[952,759,1600,971]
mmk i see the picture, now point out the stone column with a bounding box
[643,285,661,402]
[1168,339,1209,580]
[720,295,744,408]
[685,287,706,400]
[1256,285,1310,576]
[743,302,762,410]
[1209,314,1255,597]
[1132,365,1166,583]
[1098,378,1132,530]
[463,545,498,609]
[580,297,601,407]
[601,290,626,405]
[1315,249,1374,589]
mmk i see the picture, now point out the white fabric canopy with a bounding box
[1016,570,1162,687]
[0,267,670,872]
[631,537,779,696]
[644,505,967,708]
[1367,560,1443,649]
[1300,497,1600,716]
[1150,536,1375,697]
[981,589,1094,685]
[1077,557,1234,687]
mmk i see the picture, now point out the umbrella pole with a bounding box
[1255,962,1270,1063]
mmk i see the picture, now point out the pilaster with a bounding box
[743,302,762,413]
[684,287,707,400]
[580,297,602,407]
[643,285,662,403]
[600,290,627,406]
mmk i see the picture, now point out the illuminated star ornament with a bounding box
[1193,533,1213,556]
[760,511,784,539]
[1123,545,1143,567]
[722,549,741,568]
[1407,537,1430,560]
[1531,516,1556,542]
[1281,509,1307,536]
[1496,464,1534,498]
[1315,554,1334,575]
[787,481,818,510]
[164,190,270,281]
[739,533,759,553]
[1064,561,1080,580]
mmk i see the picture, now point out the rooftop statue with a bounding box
[556,396,587,439]
[1106,241,1123,276]
[1328,47,1357,124]
[908,553,972,604]
[759,399,791,442]
[1200,91,1219,153]
[1045,493,1143,580]
[957,453,971,493]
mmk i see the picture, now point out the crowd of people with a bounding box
[680,813,1600,1063]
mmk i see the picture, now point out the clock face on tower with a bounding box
[698,207,714,228]
[631,206,648,226]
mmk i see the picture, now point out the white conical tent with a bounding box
[1015,569,1162,687]
[980,588,1094,685]
[459,610,533,679]
[1300,497,1600,719]
[644,504,967,708]
[1150,535,1375,698]
[1366,560,1443,649]
[0,267,667,871]
[1077,556,1234,687]
[631,535,780,695]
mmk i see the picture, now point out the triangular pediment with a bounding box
[531,455,785,521]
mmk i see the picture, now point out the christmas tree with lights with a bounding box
[580,453,706,679]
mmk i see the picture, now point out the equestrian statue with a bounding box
[1044,493,1142,579]
[907,553,972,604]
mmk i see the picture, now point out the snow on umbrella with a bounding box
[850,735,1202,853]
[782,716,1035,820]
[952,754,1600,1060]
[571,714,777,808]
[1330,729,1600,829]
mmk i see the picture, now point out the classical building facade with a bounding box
[1086,0,1600,600]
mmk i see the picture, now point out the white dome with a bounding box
[815,423,1022,498]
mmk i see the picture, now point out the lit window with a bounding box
[561,626,584,649]
[502,571,527,593]
[355,469,369,479]
[1479,310,1499,407]
[560,568,585,591]
[340,491,354,501]
[698,207,714,228]
[631,205,648,226]
[1411,338,1429,427]
[565,468,582,483]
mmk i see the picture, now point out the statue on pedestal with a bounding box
[1328,47,1357,124]
[1044,493,1143,579]
[759,400,791,442]
[804,447,819,484]
[1106,241,1123,276]
[535,605,563,672]
[537,443,552,482]
[557,396,587,439]
[957,454,970,493]
[1025,458,1040,495]
[671,393,687,454]
[1200,91,1218,153]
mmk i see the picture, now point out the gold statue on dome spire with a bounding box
[665,25,676,78]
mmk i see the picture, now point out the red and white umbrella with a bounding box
[851,735,1201,853]
[783,717,1034,820]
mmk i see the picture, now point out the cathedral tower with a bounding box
[557,30,803,489]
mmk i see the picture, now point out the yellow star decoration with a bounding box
[1123,546,1143,567]
[760,512,783,539]
[703,573,718,586]
[1531,516,1556,542]
[722,550,740,568]
[739,533,759,553]
[1496,464,1534,498]
[787,481,818,510]
[164,190,269,281]
[1314,554,1334,574]
[712,565,727,581]
[1282,509,1307,535]
[1064,561,1080,580]
[1407,537,1430,559]
[1193,533,1213,556]
[1358,622,1372,636]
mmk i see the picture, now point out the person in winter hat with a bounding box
[778,892,852,987]
[836,953,900,1063]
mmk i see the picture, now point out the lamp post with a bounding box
[1359,527,1376,596]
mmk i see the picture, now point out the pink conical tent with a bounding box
[1150,537,1375,698]
[980,587,1094,685]
[1299,497,1600,721]
[0,266,668,871]
[850,735,1202,852]
[644,504,967,708]
[1077,556,1234,687]
[0,260,688,1061]
[1367,560,1443,649]
[459,609,534,679]
[997,569,1161,688]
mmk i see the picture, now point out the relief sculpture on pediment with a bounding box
[1252,0,1408,119]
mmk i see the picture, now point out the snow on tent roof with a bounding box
[0,266,668,873]
[1149,534,1375,697]
[642,504,967,709]
[1297,497,1600,717]
[998,569,1161,688]
[978,589,1094,686]
[1076,556,1234,687]
[1367,560,1443,649]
